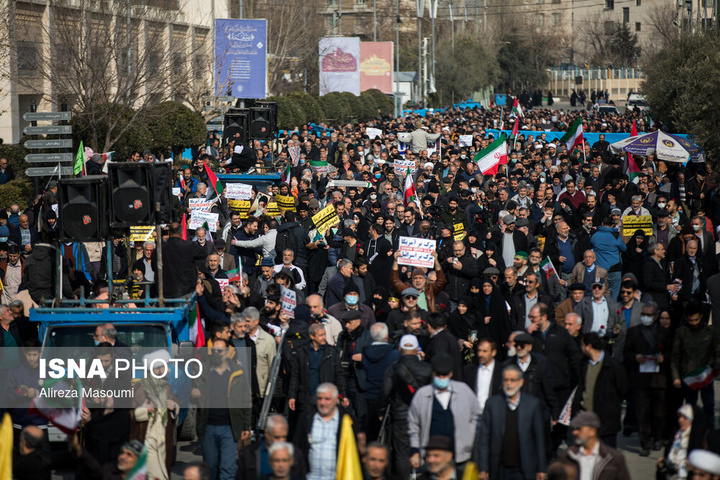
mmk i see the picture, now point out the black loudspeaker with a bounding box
[58,176,108,241]
[224,109,249,145]
[108,162,154,227]
[255,101,277,134]
[575,75,583,85]
[152,162,173,224]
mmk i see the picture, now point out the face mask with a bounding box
[94,339,101,346]
[345,295,359,306]
[507,346,517,357]
[300,159,306,165]
[693,225,701,232]
[375,173,381,179]
[657,202,666,209]
[460,155,467,159]
[640,315,654,327]
[371,297,383,305]
[210,355,223,366]
[433,376,450,390]
[0,237,6,243]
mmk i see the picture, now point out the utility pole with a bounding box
[429,0,436,90]
[239,0,243,18]
[395,0,401,117]
[449,2,454,55]
[339,0,343,35]
[417,0,424,104]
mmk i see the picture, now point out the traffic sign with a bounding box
[24,153,74,163]
[25,166,75,177]
[22,111,72,122]
[24,139,73,149]
[23,125,72,135]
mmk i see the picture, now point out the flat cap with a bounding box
[569,411,601,429]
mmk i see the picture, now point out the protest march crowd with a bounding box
[4,100,720,480]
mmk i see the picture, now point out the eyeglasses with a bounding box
[404,296,418,300]
[592,285,604,290]
[620,290,634,295]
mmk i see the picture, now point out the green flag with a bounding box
[73,141,84,175]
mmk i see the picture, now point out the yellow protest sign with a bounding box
[453,222,466,241]
[228,199,252,218]
[276,195,296,212]
[622,215,653,237]
[129,226,155,242]
[312,204,340,235]
[266,202,282,216]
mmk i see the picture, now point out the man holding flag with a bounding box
[473,134,508,176]
[560,118,584,160]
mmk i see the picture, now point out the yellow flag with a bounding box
[336,414,362,480]
[0,413,12,479]
[462,461,480,480]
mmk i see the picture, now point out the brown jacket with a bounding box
[390,268,447,313]
[559,442,631,480]
[555,297,577,326]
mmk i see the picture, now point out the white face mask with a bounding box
[693,225,702,232]
[640,315,654,327]
[507,346,517,357]
[657,202,666,209]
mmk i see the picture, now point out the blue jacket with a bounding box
[590,226,626,271]
[361,343,400,400]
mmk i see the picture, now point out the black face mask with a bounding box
[459,198,471,209]
[371,297,383,305]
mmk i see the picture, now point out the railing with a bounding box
[547,66,646,99]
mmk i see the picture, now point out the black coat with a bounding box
[443,253,478,301]
[531,323,583,395]
[288,343,347,407]
[161,237,207,298]
[236,439,306,480]
[673,254,709,302]
[425,328,464,381]
[477,288,512,347]
[509,291,555,331]
[641,256,670,308]
[502,353,558,420]
[572,354,628,437]
[623,323,670,389]
[463,361,503,398]
[380,354,433,418]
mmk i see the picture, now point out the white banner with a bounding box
[281,286,297,318]
[394,159,417,176]
[319,37,361,96]
[366,127,382,139]
[225,183,253,200]
[458,135,473,147]
[397,236,436,268]
[217,278,230,289]
[189,198,212,212]
[172,187,181,197]
[189,211,219,232]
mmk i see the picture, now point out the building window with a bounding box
[635,22,641,31]
[636,0,641,5]
[604,20,615,34]
[623,7,629,23]
[552,13,561,25]
[356,0,366,4]
[552,0,561,4]
[536,0,544,5]
[536,13,544,26]
[605,0,614,9]
[16,43,39,72]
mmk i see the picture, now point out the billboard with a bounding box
[360,42,393,94]
[215,19,267,99]
[319,37,360,96]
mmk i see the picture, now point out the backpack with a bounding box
[274,227,298,260]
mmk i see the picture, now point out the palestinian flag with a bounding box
[626,121,640,183]
[683,366,716,390]
[540,257,558,279]
[403,167,421,211]
[473,133,508,176]
[125,445,148,480]
[204,161,223,196]
[189,301,206,348]
[73,141,85,176]
[511,117,519,140]
[560,118,584,152]
[29,378,84,435]
[102,151,114,162]
[511,98,523,117]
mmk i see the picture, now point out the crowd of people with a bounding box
[4,101,720,480]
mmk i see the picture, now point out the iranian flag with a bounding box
[626,121,641,183]
[204,161,224,196]
[29,378,84,435]
[511,98,523,117]
[473,133,508,176]
[226,268,241,283]
[560,118,584,152]
[683,366,716,390]
[281,163,292,184]
[189,302,206,348]
[540,257,558,279]
[102,151,114,162]
[403,168,421,211]
[309,160,329,175]
[511,117,520,140]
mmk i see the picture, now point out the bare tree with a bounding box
[0,1,15,118]
[577,12,616,66]
[11,0,206,153]
[645,3,679,54]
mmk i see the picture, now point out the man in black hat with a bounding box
[336,309,372,429]
[408,353,479,472]
[418,436,460,480]
[327,281,375,328]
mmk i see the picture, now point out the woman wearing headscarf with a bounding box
[622,229,648,286]
[130,349,179,480]
[477,278,511,349]
[447,296,479,363]
[368,241,394,291]
[366,285,391,324]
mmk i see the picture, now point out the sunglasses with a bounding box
[592,285,604,290]
[212,349,226,355]
[404,296,418,300]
